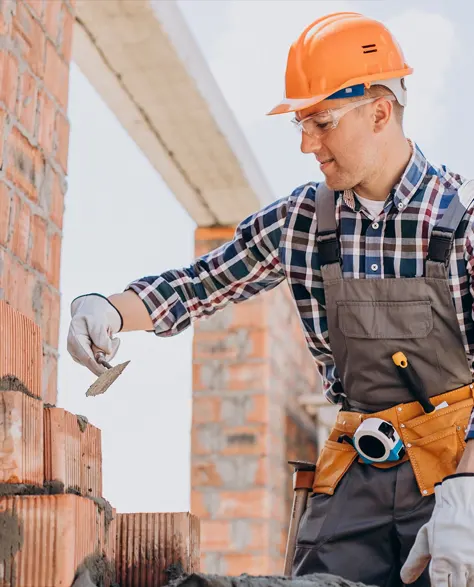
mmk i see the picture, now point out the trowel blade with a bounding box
[85,360,130,397]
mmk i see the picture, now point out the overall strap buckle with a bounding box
[426,227,455,267]
[317,230,341,266]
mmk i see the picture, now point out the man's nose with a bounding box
[300,132,324,154]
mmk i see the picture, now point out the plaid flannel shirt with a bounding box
[127,142,474,437]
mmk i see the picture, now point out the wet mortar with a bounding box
[0,375,37,399]
[77,414,89,432]
[0,510,23,559]
[72,553,116,587]
[167,574,375,587]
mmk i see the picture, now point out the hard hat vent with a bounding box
[362,44,377,54]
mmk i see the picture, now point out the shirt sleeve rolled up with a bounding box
[125,197,290,336]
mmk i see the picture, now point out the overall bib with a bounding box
[292,182,474,586]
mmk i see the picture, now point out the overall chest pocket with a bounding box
[337,300,433,339]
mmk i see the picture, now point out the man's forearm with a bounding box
[108,291,154,332]
[457,439,474,473]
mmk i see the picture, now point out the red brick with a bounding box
[200,520,231,552]
[0,181,11,246]
[0,107,6,169]
[6,128,43,202]
[37,90,55,155]
[223,554,272,576]
[254,455,268,487]
[47,230,61,288]
[201,520,269,554]
[44,0,60,41]
[221,424,268,456]
[0,50,19,112]
[10,194,31,262]
[192,423,268,457]
[228,362,269,391]
[12,0,46,77]
[192,460,223,487]
[0,391,43,484]
[44,41,69,109]
[42,351,57,406]
[244,394,269,424]
[0,300,43,397]
[192,396,222,424]
[230,298,267,329]
[217,489,271,519]
[49,167,63,228]
[0,0,11,35]
[17,68,37,135]
[190,490,211,520]
[55,109,69,173]
[192,362,269,392]
[59,4,73,62]
[40,284,60,348]
[44,407,102,497]
[115,512,200,586]
[193,329,268,361]
[30,214,47,272]
[24,0,44,18]
[0,252,37,326]
[0,494,116,586]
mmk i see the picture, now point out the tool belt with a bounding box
[313,383,474,497]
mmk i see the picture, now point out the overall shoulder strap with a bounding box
[316,183,341,267]
[427,179,474,268]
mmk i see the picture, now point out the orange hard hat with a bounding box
[267,12,413,116]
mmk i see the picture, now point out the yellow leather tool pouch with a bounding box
[312,384,474,497]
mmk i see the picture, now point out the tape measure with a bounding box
[352,418,406,465]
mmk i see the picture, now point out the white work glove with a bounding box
[67,293,123,376]
[401,474,474,586]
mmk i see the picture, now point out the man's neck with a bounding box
[353,137,412,201]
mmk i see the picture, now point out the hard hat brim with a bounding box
[266,66,413,116]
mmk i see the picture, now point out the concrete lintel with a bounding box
[73,0,274,227]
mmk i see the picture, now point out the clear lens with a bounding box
[291,96,394,138]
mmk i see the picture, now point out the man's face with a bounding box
[296,97,380,191]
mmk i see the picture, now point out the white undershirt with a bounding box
[355,194,386,218]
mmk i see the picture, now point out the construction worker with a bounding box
[67,12,474,587]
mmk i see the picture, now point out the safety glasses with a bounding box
[291,95,396,138]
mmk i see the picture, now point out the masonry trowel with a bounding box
[85,351,130,397]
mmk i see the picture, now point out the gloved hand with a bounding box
[400,474,474,586]
[67,293,123,376]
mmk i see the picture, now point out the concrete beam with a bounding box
[73,0,274,227]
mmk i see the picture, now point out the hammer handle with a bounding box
[284,487,310,576]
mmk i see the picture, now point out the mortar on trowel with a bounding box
[85,351,130,398]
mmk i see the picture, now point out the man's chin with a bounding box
[324,177,351,191]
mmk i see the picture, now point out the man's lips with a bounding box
[319,158,335,169]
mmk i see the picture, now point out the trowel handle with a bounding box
[92,347,112,370]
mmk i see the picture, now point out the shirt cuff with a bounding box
[126,276,191,336]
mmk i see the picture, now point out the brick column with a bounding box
[0,0,73,404]
[192,227,320,575]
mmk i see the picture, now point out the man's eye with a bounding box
[315,121,331,130]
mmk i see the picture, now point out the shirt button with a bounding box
[371,263,378,272]
[397,202,404,210]
[372,222,379,230]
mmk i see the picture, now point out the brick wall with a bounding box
[192,228,319,575]
[0,0,73,405]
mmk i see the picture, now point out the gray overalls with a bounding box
[292,182,474,586]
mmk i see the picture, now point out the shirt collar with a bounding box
[341,139,428,213]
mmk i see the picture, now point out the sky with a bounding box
[57,0,474,514]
